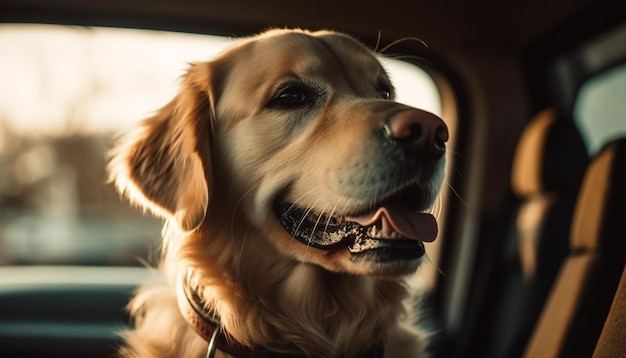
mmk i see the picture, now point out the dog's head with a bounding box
[110,29,448,277]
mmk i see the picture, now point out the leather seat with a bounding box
[478,108,588,357]
[593,264,626,357]
[524,137,626,357]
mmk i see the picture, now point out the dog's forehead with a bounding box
[226,30,386,85]
[271,31,383,76]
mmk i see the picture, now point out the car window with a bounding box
[574,62,626,156]
[0,24,447,266]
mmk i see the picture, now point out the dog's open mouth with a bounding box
[276,200,437,262]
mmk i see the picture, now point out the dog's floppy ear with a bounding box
[109,63,215,232]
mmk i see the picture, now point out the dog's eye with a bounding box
[377,82,392,100]
[278,90,307,106]
[269,85,311,108]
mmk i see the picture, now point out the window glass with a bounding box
[379,57,442,117]
[0,24,443,265]
[574,62,626,156]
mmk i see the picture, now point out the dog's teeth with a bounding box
[367,225,403,239]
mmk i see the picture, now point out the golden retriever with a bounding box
[109,28,448,358]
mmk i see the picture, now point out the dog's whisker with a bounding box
[378,37,428,55]
[282,191,316,255]
[284,188,316,214]
[423,253,446,278]
[431,195,443,220]
[236,221,254,280]
[231,187,256,244]
[291,196,318,235]
[292,198,323,259]
[447,182,468,208]
[309,203,330,244]
[374,30,383,53]
[371,279,386,299]
[447,151,465,177]
[322,203,340,240]
[303,200,326,258]
[281,191,314,252]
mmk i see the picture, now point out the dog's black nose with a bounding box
[384,109,448,160]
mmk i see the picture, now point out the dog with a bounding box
[109,28,448,358]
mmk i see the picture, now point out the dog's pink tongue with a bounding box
[346,206,438,242]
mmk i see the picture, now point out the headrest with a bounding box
[511,108,588,197]
[571,138,626,252]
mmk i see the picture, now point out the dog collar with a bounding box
[177,275,261,357]
[177,273,386,358]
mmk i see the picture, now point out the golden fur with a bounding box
[109,28,446,357]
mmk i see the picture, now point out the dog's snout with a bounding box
[384,109,449,160]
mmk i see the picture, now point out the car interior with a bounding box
[1,0,625,357]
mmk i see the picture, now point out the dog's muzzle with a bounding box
[277,108,447,262]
